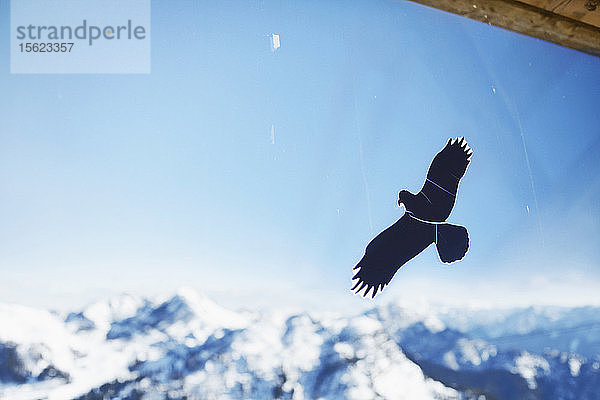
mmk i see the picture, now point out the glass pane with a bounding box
[1,1,599,398]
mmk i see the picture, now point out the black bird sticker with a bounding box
[352,137,473,298]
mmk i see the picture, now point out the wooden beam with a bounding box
[407,0,600,57]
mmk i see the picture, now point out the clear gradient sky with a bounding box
[1,0,599,311]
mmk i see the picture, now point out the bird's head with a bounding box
[398,190,411,208]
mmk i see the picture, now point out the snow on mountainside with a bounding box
[1,289,600,400]
[373,303,600,400]
[435,305,600,358]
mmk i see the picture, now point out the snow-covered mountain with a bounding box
[1,289,599,400]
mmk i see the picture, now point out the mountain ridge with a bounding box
[1,289,599,400]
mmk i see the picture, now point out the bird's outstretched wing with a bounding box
[352,214,435,298]
[399,137,473,222]
[427,137,473,186]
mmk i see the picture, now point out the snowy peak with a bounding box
[106,288,250,340]
[65,293,145,334]
[168,287,250,329]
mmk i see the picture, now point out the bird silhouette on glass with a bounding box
[352,137,473,298]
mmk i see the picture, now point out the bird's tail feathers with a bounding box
[436,223,469,263]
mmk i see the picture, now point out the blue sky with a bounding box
[1,0,599,311]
